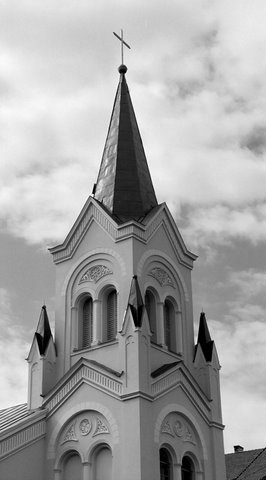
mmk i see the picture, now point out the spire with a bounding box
[195,312,214,362]
[35,305,53,355]
[94,65,158,222]
[127,275,144,327]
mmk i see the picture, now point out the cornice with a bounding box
[43,358,123,416]
[0,410,47,459]
[151,363,211,422]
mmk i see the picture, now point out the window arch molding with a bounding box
[89,442,113,480]
[137,250,190,302]
[55,448,85,474]
[72,287,96,307]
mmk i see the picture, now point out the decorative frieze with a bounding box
[44,363,122,414]
[148,267,174,287]
[79,265,112,284]
[0,420,46,459]
[151,369,181,395]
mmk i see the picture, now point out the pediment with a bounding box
[42,358,123,415]
[151,362,211,420]
[49,197,196,267]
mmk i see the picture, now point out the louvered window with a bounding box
[164,299,176,352]
[82,297,93,348]
[106,290,117,341]
[145,290,157,343]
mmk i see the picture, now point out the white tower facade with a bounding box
[0,64,226,480]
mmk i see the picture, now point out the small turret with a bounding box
[120,276,151,394]
[194,312,222,422]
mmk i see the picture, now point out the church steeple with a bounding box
[93,65,158,222]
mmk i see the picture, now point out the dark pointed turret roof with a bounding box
[35,305,53,355]
[94,64,158,222]
[127,275,144,327]
[195,312,214,362]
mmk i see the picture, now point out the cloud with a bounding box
[181,204,266,251]
[0,1,266,247]
[0,288,29,408]
[209,317,266,451]
[227,269,266,301]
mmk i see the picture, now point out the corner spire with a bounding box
[35,305,53,355]
[127,275,144,327]
[93,67,158,222]
[195,312,214,362]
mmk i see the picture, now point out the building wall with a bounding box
[0,438,45,480]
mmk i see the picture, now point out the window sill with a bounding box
[72,339,119,355]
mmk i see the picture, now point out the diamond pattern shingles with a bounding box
[226,448,266,480]
[94,67,157,222]
[0,403,33,433]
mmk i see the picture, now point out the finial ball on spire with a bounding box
[118,64,127,74]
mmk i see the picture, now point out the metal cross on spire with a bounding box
[113,29,131,65]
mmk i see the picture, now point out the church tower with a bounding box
[0,64,226,480]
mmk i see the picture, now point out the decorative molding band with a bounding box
[51,202,163,263]
[0,420,46,459]
[45,364,123,413]
[79,265,113,284]
[151,369,181,396]
[148,267,174,287]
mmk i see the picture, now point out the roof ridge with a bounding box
[232,446,266,480]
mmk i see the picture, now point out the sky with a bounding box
[1,0,266,454]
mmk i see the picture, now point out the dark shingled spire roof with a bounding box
[127,275,144,327]
[195,312,214,362]
[94,64,158,222]
[35,305,52,355]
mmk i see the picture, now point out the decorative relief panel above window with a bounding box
[79,265,113,284]
[60,411,110,446]
[148,268,174,288]
[160,413,196,446]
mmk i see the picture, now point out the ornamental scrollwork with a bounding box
[92,416,109,436]
[148,268,174,287]
[59,412,110,447]
[61,423,78,444]
[79,265,113,284]
[79,418,92,436]
[160,414,196,445]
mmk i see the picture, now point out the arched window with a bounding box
[63,452,82,480]
[181,456,195,480]
[105,289,117,342]
[160,448,172,480]
[94,446,112,480]
[82,297,93,348]
[164,298,176,352]
[145,289,157,343]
